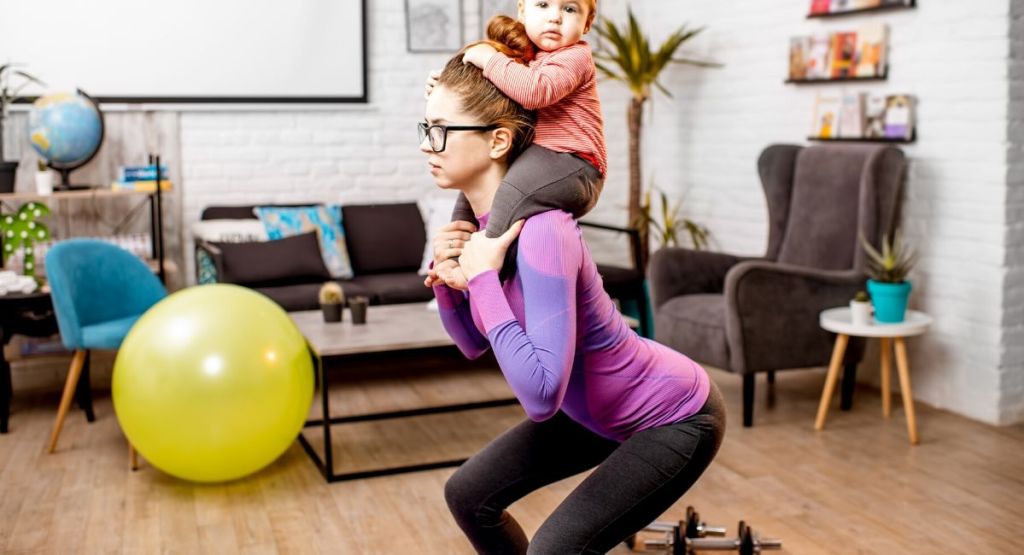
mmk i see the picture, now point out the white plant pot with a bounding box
[850,300,873,326]
[34,171,53,195]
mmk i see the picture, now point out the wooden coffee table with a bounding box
[290,302,517,483]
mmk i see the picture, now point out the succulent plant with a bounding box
[318,281,344,305]
[859,230,918,283]
[853,290,869,303]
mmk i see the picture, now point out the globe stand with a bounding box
[53,168,93,192]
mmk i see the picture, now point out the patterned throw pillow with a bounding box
[196,248,218,284]
[254,205,354,279]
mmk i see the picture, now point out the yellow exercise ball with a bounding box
[113,284,314,482]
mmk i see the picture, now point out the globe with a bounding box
[27,91,104,169]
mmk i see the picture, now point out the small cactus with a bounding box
[853,290,869,303]
[318,281,344,305]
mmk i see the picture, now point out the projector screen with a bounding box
[0,0,367,103]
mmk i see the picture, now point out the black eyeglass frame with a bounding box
[418,122,499,153]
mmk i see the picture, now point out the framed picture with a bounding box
[479,0,519,39]
[406,0,464,53]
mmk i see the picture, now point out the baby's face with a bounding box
[518,0,591,52]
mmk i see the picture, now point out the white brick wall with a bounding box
[632,0,1021,424]
[113,0,1020,424]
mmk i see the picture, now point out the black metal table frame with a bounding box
[296,348,518,483]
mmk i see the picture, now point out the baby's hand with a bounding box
[462,44,498,69]
[424,69,441,99]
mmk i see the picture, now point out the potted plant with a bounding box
[318,281,345,322]
[860,230,918,323]
[0,64,46,193]
[592,9,720,266]
[633,187,711,251]
[849,290,872,326]
[34,159,52,195]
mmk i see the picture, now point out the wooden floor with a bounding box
[1,350,1022,554]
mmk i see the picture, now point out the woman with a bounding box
[421,45,726,555]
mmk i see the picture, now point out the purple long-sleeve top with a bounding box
[433,210,710,442]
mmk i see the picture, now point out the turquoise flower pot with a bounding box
[867,279,912,323]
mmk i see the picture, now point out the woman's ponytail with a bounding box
[484,15,535,64]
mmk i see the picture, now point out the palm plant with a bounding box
[633,187,710,251]
[0,201,52,276]
[592,7,719,267]
[0,64,46,161]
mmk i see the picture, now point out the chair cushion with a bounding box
[81,314,141,349]
[215,232,330,287]
[342,203,426,274]
[255,205,354,279]
[654,294,730,370]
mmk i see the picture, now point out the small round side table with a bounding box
[815,307,933,444]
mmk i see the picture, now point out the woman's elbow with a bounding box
[459,343,489,360]
[523,401,560,422]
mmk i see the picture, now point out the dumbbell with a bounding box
[626,506,726,553]
[684,520,782,555]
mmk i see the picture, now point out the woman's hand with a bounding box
[458,220,524,281]
[432,220,477,267]
[425,258,469,291]
[463,44,498,69]
[424,69,441,99]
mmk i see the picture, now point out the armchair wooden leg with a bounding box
[742,374,755,427]
[894,337,919,444]
[74,350,95,423]
[815,334,849,431]
[880,338,892,418]
[47,349,87,453]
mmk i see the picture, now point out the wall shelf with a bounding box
[786,71,888,85]
[807,133,915,144]
[807,1,916,19]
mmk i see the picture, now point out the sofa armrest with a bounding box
[649,247,750,308]
[723,261,865,373]
[195,240,225,284]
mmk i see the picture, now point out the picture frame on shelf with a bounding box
[807,0,915,18]
[406,0,464,53]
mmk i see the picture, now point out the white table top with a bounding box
[290,302,454,357]
[820,307,932,338]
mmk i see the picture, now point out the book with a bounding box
[789,37,811,80]
[110,179,173,192]
[883,94,915,140]
[809,0,832,14]
[863,94,888,138]
[830,0,855,11]
[118,164,169,182]
[838,92,865,138]
[854,23,888,77]
[811,94,843,138]
[830,32,858,78]
[805,34,832,79]
[853,0,882,8]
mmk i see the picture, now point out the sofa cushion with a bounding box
[342,203,426,274]
[252,282,325,312]
[653,294,730,371]
[343,272,434,305]
[191,219,268,243]
[255,205,354,279]
[215,231,330,287]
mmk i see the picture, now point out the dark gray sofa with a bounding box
[196,202,434,312]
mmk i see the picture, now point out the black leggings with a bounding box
[444,382,726,554]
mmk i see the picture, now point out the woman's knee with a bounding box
[444,466,502,524]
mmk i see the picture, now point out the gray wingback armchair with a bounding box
[650,144,905,427]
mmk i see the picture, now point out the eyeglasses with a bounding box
[418,122,499,153]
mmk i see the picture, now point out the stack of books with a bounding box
[110,164,173,192]
[810,92,915,140]
[789,24,888,80]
